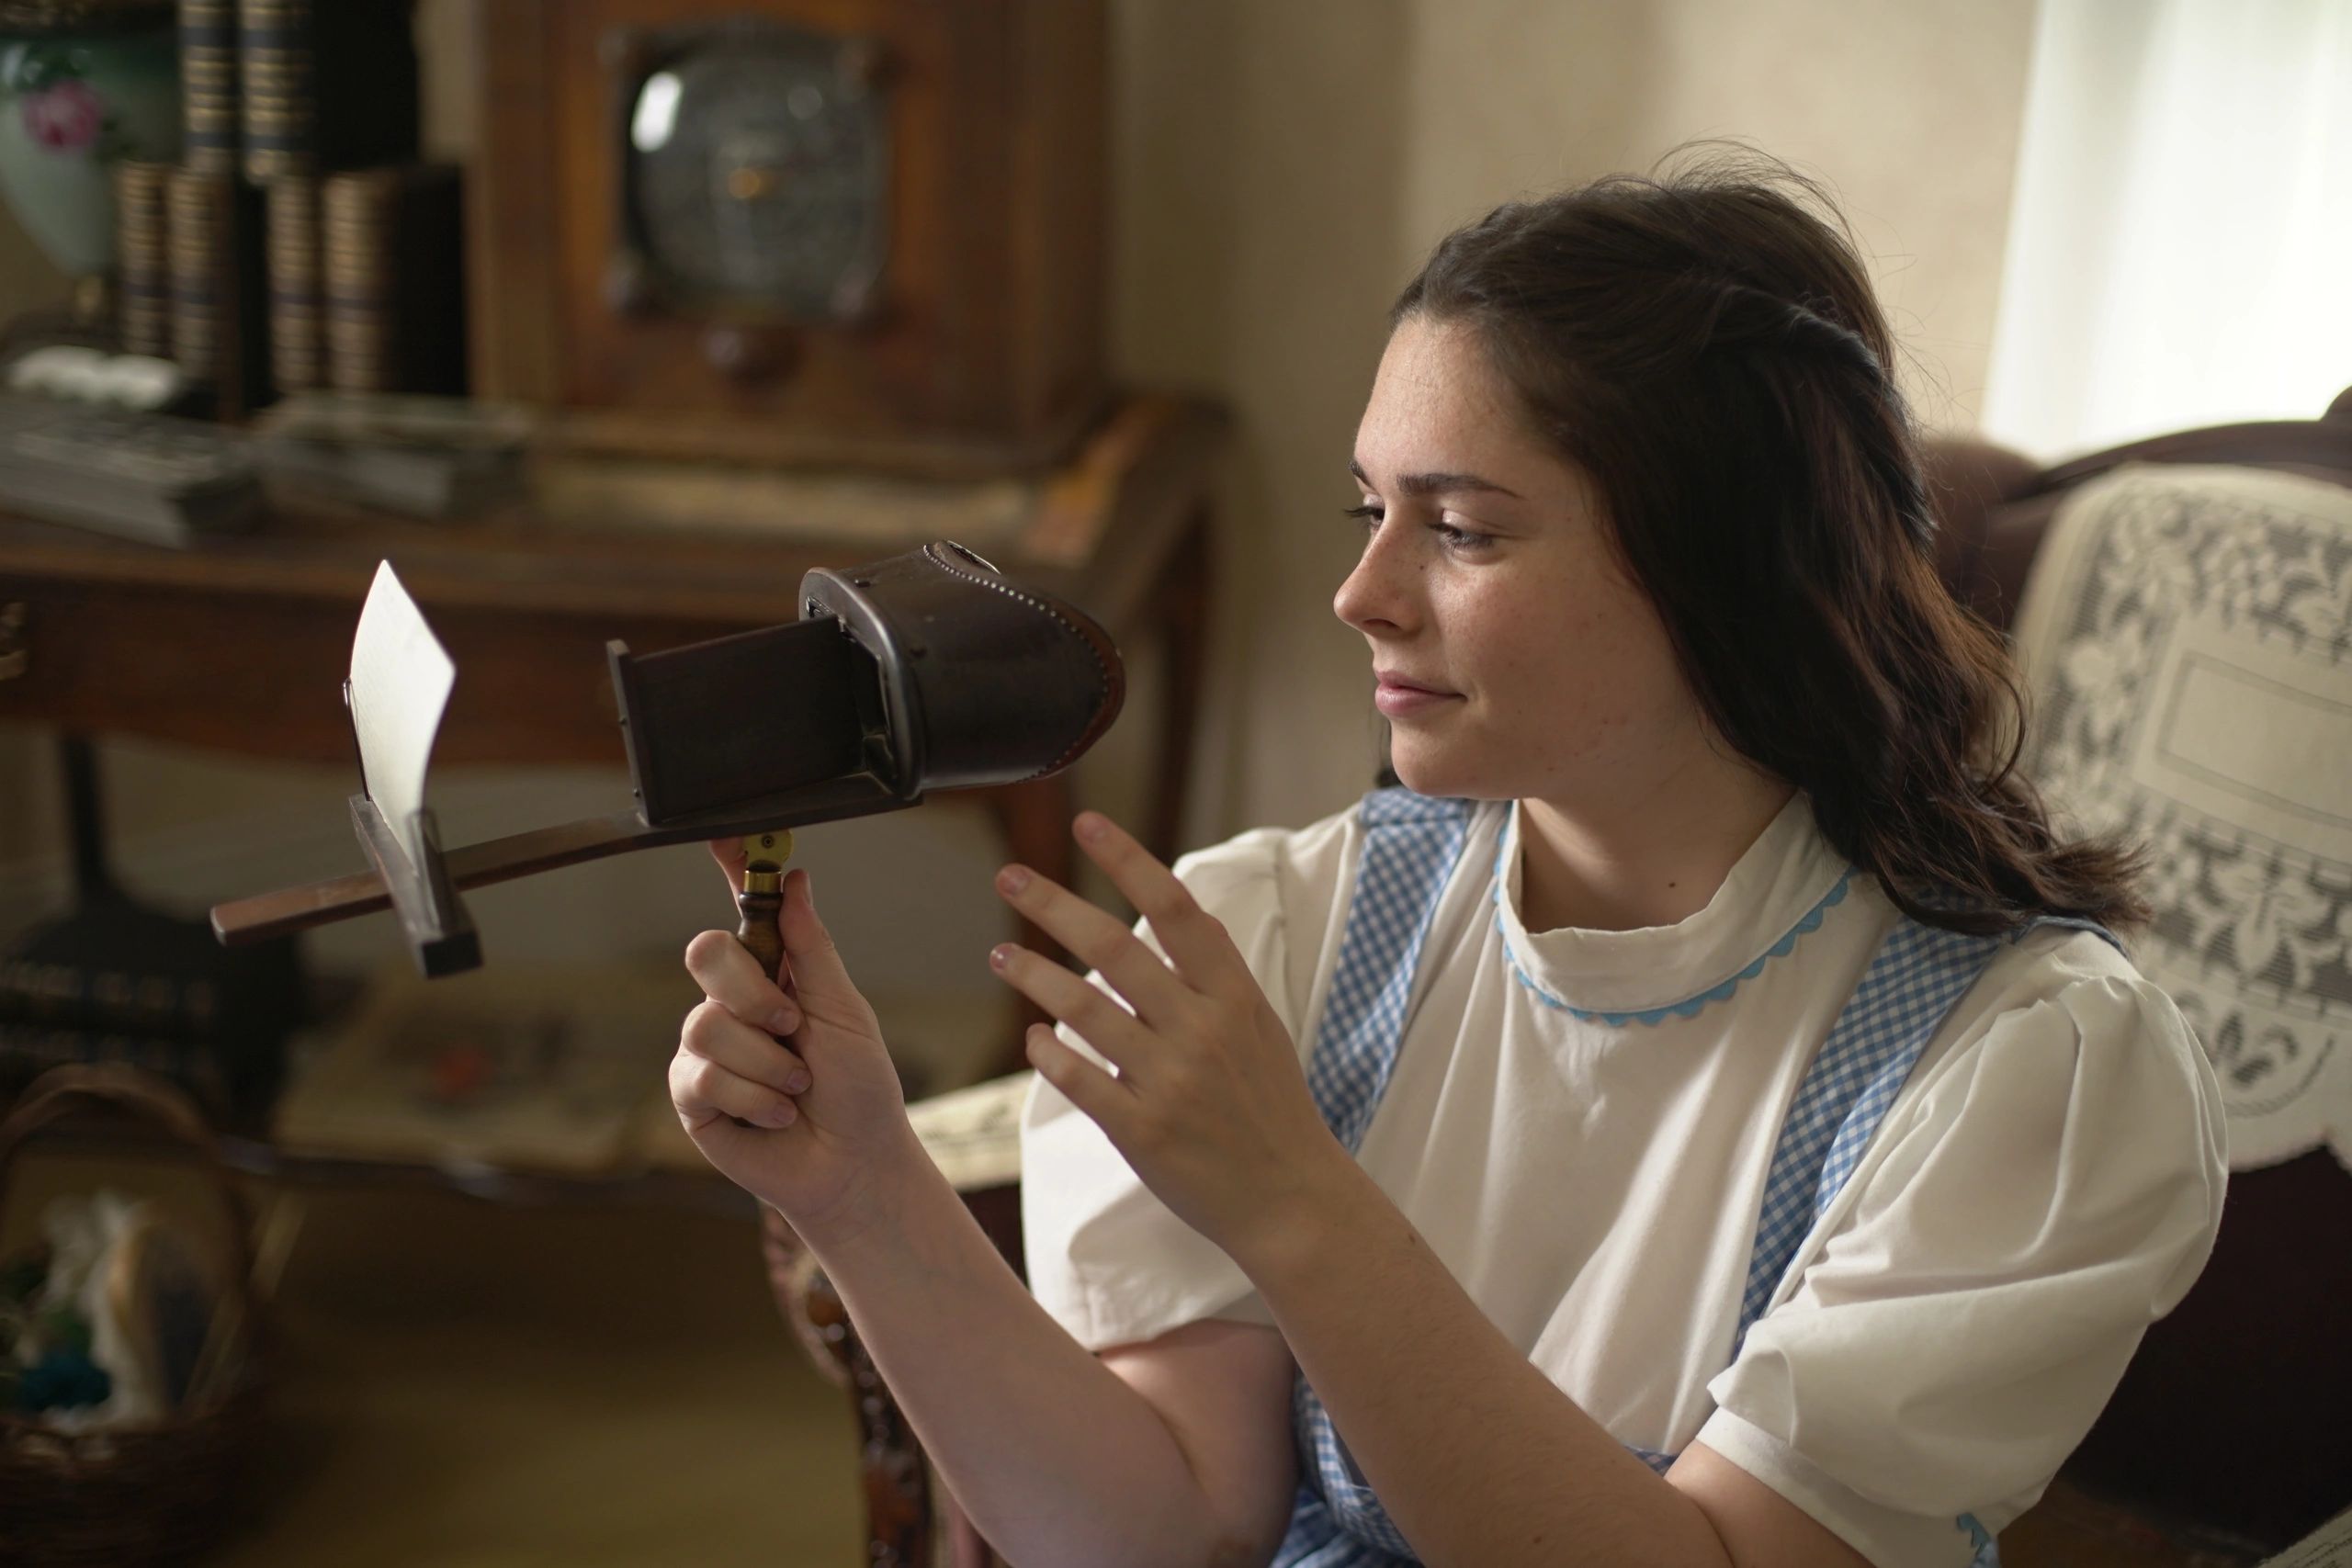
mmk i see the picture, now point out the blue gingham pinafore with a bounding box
[1272,789,2120,1568]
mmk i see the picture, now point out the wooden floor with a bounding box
[210,1184,866,1568]
[8,1152,2257,1568]
[6,1155,866,1568]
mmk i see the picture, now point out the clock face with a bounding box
[619,21,890,321]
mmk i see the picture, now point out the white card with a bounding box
[348,560,455,878]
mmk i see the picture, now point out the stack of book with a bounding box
[155,0,454,414]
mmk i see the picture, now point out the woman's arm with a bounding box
[673,862,1296,1568]
[797,1141,1299,1568]
[992,814,1873,1568]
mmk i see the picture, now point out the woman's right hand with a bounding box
[672,852,922,1244]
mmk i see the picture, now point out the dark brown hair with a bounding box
[1394,149,2144,935]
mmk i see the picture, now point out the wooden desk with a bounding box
[0,394,1226,1073]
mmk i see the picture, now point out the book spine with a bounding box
[240,0,420,182]
[113,161,173,358]
[178,0,241,175]
[165,167,227,386]
[265,176,322,393]
[165,170,270,417]
[240,0,316,181]
[321,168,396,393]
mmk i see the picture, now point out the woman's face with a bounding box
[1334,314,1702,806]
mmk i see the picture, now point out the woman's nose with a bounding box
[1333,526,1418,633]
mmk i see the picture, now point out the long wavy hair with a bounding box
[1394,150,2145,935]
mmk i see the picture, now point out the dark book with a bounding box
[264,175,322,393]
[113,161,172,358]
[322,164,466,397]
[177,0,240,175]
[164,168,270,418]
[238,0,420,182]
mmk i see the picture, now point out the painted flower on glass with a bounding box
[21,79,103,153]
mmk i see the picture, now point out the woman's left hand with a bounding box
[989,810,1349,1268]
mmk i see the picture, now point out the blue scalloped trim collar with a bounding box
[1494,861,1855,1027]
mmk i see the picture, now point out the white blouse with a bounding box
[1018,793,2228,1567]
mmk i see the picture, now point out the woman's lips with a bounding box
[1374,675,1461,717]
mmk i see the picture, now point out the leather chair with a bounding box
[771,390,2352,1568]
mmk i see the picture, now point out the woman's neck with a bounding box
[1515,746,1795,934]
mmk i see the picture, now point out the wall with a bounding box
[0,0,2039,1082]
[1168,0,2041,833]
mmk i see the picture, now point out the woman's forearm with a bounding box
[799,1143,1242,1568]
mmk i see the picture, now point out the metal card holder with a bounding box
[336,675,477,977]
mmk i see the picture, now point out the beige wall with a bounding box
[1155,0,2041,834]
[0,1,2038,1073]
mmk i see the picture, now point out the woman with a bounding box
[668,153,2226,1568]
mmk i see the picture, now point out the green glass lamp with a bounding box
[0,0,178,342]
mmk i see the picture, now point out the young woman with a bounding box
[669,155,2226,1568]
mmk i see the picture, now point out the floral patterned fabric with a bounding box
[2011,463,2352,1170]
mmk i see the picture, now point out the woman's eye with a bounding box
[1433,522,1491,551]
[1342,502,1384,531]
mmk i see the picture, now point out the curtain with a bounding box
[1980,0,2352,461]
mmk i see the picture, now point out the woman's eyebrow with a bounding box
[1348,459,1522,499]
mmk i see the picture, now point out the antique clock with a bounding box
[468,0,1107,476]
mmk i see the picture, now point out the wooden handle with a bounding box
[735,830,793,985]
[735,878,784,983]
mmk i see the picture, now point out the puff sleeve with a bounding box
[1699,969,2228,1566]
[1018,827,1306,1350]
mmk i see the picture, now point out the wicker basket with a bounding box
[0,1064,270,1567]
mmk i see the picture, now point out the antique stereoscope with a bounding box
[208,539,1125,977]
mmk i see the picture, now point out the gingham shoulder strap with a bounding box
[1729,908,2122,1568]
[1302,787,1479,1153]
[1733,908,2126,1350]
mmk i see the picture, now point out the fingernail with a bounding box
[785,1067,812,1094]
[759,1102,797,1129]
[989,943,1013,971]
[997,864,1031,896]
[1075,813,1107,843]
[769,1006,798,1035]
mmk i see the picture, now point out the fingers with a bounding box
[990,860,1197,1029]
[989,939,1152,1081]
[684,927,803,1037]
[1023,1021,1124,1125]
[707,837,749,897]
[775,870,868,1016]
[1070,813,1253,1001]
[673,1000,809,1130]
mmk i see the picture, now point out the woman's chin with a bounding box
[1387,746,1480,802]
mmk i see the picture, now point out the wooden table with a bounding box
[0,392,1227,1088]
